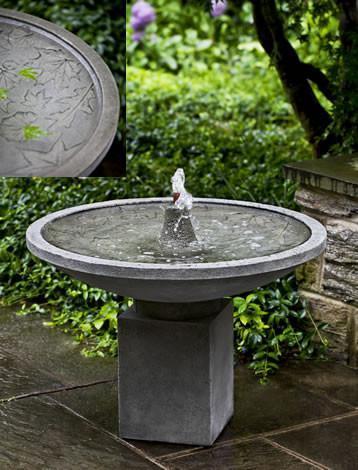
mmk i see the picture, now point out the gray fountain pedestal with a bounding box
[26,198,327,446]
[119,299,233,445]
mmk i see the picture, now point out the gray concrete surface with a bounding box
[118,301,233,445]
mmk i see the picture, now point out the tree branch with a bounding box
[251,0,334,156]
[300,62,335,102]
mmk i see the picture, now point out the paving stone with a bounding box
[0,348,63,400]
[1,304,356,467]
[0,308,116,385]
[217,364,351,442]
[164,438,316,469]
[48,363,351,460]
[0,309,193,458]
[0,395,158,469]
[48,381,118,435]
[48,380,197,458]
[272,414,358,470]
[279,360,358,408]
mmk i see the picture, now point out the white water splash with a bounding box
[171,168,193,210]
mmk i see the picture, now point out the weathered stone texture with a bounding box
[295,187,357,218]
[325,219,358,264]
[296,254,323,292]
[300,290,352,362]
[294,178,358,366]
[323,262,358,306]
[323,218,358,306]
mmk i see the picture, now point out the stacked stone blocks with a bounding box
[285,156,358,366]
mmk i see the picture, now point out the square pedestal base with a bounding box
[118,301,233,446]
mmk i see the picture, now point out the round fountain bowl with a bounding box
[26,198,326,303]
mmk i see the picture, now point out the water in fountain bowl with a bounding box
[42,202,311,265]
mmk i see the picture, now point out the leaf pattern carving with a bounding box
[0,60,18,88]
[0,20,99,175]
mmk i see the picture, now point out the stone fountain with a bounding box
[26,169,326,446]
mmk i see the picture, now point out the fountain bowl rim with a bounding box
[26,197,326,280]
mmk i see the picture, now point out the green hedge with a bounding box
[127,66,309,207]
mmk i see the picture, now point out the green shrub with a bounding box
[127,66,309,207]
[127,0,256,73]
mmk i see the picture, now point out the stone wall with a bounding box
[284,156,358,367]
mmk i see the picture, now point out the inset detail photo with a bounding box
[0,3,124,176]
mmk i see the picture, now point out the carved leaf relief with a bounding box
[0,20,100,174]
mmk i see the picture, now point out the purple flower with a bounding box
[132,30,146,42]
[131,0,156,42]
[211,0,227,17]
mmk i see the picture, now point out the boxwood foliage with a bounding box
[0,178,327,381]
[127,65,308,207]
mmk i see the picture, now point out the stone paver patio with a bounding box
[0,307,357,469]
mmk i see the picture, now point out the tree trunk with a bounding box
[251,0,333,157]
[335,0,358,151]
